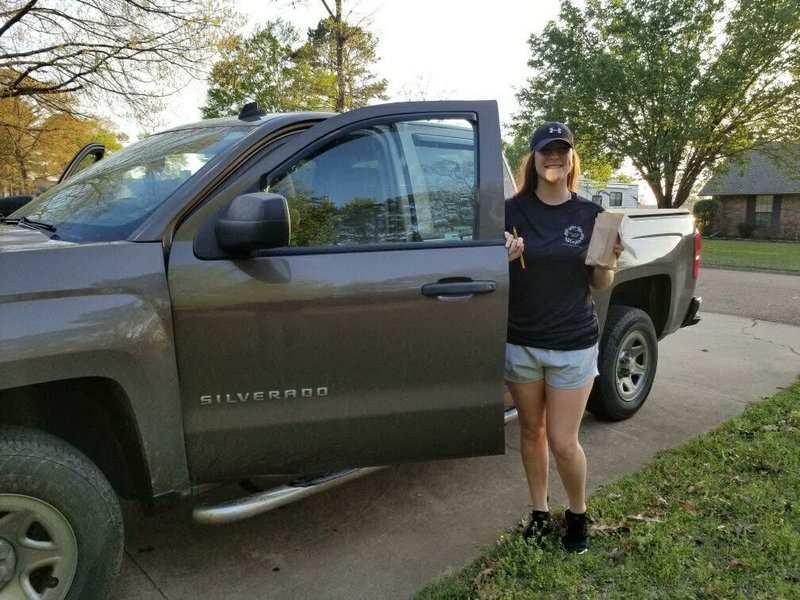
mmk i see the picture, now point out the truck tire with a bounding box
[0,427,123,600]
[588,306,658,421]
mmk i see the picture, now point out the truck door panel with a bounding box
[167,102,508,482]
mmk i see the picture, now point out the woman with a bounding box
[504,121,620,554]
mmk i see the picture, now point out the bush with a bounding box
[736,222,759,238]
[784,216,799,241]
[692,199,722,234]
[753,225,781,240]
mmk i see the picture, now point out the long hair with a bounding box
[514,148,582,199]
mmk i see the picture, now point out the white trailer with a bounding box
[577,178,639,208]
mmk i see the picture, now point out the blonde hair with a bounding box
[514,148,582,199]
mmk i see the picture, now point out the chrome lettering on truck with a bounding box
[200,388,328,405]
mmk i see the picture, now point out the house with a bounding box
[699,146,800,239]
[576,178,639,208]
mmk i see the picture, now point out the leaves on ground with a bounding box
[414,382,800,600]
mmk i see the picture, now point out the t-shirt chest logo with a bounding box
[563,225,585,246]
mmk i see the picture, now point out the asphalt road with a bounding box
[696,266,800,326]
[114,268,800,600]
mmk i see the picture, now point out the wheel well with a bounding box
[608,275,670,338]
[0,378,150,502]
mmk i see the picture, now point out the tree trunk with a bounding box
[335,0,345,112]
[647,180,669,208]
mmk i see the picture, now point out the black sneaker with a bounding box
[562,509,590,554]
[522,510,553,547]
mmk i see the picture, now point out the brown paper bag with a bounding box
[585,211,624,269]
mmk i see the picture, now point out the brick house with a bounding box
[699,147,800,239]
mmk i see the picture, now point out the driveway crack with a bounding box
[741,320,800,357]
[124,549,169,599]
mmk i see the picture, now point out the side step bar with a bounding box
[194,467,385,524]
[193,406,519,525]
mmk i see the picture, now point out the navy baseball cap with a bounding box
[530,122,574,151]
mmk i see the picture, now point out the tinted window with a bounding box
[268,118,477,248]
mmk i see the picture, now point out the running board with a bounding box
[193,467,386,524]
[504,405,518,424]
[193,407,519,525]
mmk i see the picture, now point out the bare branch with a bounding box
[0,0,235,121]
[0,0,36,37]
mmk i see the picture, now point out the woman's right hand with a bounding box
[504,231,524,263]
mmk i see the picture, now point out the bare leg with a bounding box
[507,379,549,511]
[544,381,593,514]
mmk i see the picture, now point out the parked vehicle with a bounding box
[0,195,33,218]
[0,101,700,598]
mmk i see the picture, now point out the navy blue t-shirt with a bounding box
[505,192,604,350]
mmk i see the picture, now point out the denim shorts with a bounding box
[504,343,599,390]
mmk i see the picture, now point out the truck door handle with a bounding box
[421,279,497,301]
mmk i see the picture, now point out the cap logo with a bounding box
[549,127,562,134]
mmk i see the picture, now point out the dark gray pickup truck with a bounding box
[0,101,700,599]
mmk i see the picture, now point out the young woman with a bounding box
[504,121,621,554]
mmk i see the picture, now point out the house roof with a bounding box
[700,145,800,196]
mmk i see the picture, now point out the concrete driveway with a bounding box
[114,269,800,600]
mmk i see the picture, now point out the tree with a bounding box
[278,0,387,111]
[0,0,234,120]
[34,112,125,176]
[513,0,800,208]
[0,96,37,194]
[302,14,387,111]
[0,95,124,194]
[202,20,332,117]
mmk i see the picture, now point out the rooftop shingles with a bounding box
[700,147,800,196]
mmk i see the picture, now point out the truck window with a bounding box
[267,118,478,247]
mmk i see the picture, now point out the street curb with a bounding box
[701,264,800,277]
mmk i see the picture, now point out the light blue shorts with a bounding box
[504,343,599,389]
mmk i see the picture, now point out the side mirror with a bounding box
[215,193,291,255]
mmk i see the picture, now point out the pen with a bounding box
[512,227,526,270]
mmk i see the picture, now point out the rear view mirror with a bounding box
[215,193,291,256]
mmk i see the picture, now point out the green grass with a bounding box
[702,239,800,272]
[414,382,800,600]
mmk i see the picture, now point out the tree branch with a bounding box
[0,0,37,37]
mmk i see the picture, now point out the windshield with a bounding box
[11,126,250,242]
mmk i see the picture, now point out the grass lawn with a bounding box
[414,381,800,600]
[702,239,800,272]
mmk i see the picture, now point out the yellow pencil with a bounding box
[512,227,526,270]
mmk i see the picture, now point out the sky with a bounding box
[152,0,565,135]
[147,0,654,203]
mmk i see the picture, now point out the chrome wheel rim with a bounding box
[0,494,77,600]
[615,330,650,403]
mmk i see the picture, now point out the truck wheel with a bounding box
[0,427,123,600]
[588,306,658,421]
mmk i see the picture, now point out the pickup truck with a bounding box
[0,101,701,599]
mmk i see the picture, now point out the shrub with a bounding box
[784,216,799,241]
[736,222,759,238]
[754,225,783,240]
[692,199,723,234]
